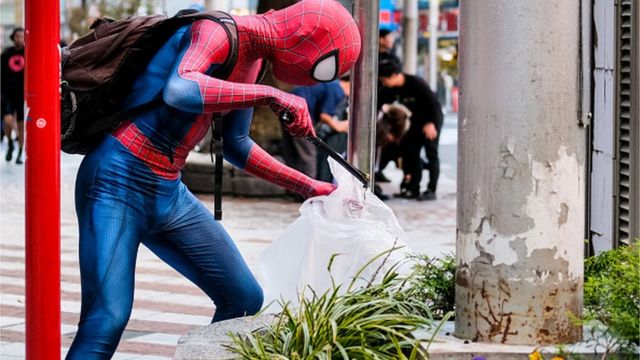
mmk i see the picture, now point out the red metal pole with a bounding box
[25,0,61,359]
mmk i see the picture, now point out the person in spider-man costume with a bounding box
[66,1,361,358]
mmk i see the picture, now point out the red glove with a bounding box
[270,92,316,138]
[309,181,337,197]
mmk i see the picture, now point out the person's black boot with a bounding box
[5,139,14,162]
[15,147,23,164]
[393,181,419,199]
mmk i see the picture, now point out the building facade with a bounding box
[590,0,640,252]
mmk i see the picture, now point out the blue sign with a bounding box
[420,0,459,9]
[380,0,399,31]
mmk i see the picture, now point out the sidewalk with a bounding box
[0,120,457,358]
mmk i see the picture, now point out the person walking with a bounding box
[1,27,25,164]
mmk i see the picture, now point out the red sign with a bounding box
[418,8,459,33]
[380,9,391,23]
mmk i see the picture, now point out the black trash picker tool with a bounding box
[306,136,369,189]
[280,112,369,188]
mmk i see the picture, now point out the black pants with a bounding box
[422,132,440,193]
[378,142,402,172]
[1,95,24,121]
[400,123,441,194]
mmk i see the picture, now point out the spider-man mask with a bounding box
[266,0,361,85]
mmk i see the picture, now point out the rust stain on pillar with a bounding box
[456,247,583,344]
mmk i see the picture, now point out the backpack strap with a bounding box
[212,114,224,220]
[181,10,237,221]
[207,12,238,81]
[182,10,238,81]
[255,59,268,84]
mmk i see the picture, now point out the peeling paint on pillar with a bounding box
[456,0,585,344]
[456,149,585,344]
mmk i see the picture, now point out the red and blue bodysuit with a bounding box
[67,1,361,358]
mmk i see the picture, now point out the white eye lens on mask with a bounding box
[311,50,339,82]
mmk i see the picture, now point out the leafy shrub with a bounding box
[406,253,456,319]
[228,251,435,359]
[584,243,639,350]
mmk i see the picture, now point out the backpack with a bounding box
[61,9,239,220]
[60,9,238,155]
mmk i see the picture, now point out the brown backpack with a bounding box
[61,9,238,155]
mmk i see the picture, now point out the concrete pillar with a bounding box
[402,0,418,75]
[428,0,439,90]
[456,0,585,344]
[347,0,379,183]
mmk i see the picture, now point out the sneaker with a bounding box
[419,190,437,201]
[374,171,391,183]
[393,188,419,199]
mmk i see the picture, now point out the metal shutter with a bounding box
[615,0,639,245]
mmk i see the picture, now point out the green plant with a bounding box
[583,243,639,353]
[406,253,456,319]
[227,250,436,359]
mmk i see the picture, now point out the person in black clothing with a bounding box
[379,28,396,54]
[318,75,408,201]
[377,53,443,201]
[1,27,25,164]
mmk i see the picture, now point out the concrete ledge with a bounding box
[182,152,234,195]
[231,176,287,196]
[182,152,286,197]
[174,315,275,360]
[175,316,638,359]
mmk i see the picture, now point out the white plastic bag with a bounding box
[258,158,412,309]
